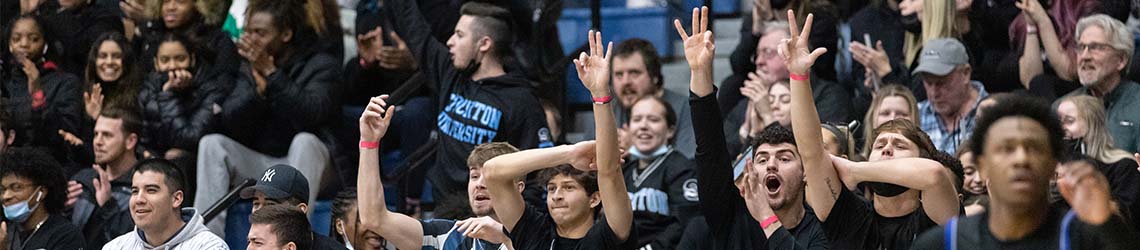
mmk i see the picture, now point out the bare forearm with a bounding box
[850,158,948,190]
[357,147,386,227]
[485,145,575,184]
[593,94,633,239]
[789,76,842,221]
[1038,22,1074,80]
[1020,34,1043,89]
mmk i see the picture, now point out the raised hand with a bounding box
[93,164,112,207]
[65,180,83,208]
[674,7,715,72]
[359,95,397,143]
[84,83,104,119]
[1059,160,1114,225]
[568,140,599,171]
[379,32,416,70]
[778,10,828,76]
[456,216,511,244]
[1014,0,1046,25]
[573,30,614,97]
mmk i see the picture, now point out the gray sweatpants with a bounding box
[194,132,329,236]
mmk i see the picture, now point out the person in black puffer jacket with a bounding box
[2,15,85,176]
[195,0,345,237]
[136,0,237,79]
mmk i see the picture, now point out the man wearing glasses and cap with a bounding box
[241,164,348,250]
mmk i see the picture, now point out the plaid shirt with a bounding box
[917,81,988,155]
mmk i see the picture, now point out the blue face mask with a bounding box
[629,145,670,160]
[3,188,43,223]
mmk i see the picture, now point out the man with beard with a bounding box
[682,7,831,250]
[66,108,141,249]
[598,38,695,159]
[1061,14,1140,153]
[357,95,520,250]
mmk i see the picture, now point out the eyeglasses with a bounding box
[750,48,780,62]
[1077,42,1116,54]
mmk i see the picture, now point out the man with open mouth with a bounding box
[682,8,831,250]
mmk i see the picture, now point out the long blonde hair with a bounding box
[1058,95,1134,163]
[862,85,921,157]
[903,0,958,66]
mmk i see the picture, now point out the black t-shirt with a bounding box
[910,206,1140,249]
[4,213,85,250]
[508,205,637,250]
[314,233,349,250]
[822,187,937,250]
[420,219,504,250]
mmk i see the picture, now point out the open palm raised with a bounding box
[675,7,715,71]
[573,30,614,96]
[778,9,828,76]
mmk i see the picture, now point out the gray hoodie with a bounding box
[102,208,229,250]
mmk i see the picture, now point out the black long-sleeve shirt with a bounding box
[690,89,830,250]
[911,206,1140,250]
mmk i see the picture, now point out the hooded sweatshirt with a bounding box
[384,0,552,198]
[102,208,228,250]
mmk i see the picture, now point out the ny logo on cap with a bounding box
[262,169,277,182]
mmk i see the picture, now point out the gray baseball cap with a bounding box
[912,38,969,76]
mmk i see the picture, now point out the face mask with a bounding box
[629,145,670,160]
[3,188,43,223]
[341,233,355,250]
[1062,138,1086,158]
[868,182,910,197]
[900,13,922,34]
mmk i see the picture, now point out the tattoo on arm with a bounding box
[824,178,839,199]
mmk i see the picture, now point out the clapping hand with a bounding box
[84,83,104,119]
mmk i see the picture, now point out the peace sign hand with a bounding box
[778,10,828,76]
[674,7,715,72]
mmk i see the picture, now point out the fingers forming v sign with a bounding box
[573,30,614,96]
[779,10,828,75]
[674,7,715,71]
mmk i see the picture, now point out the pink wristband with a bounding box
[359,140,380,149]
[760,215,780,229]
[789,72,809,81]
[592,95,613,104]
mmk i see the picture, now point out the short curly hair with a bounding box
[0,147,68,214]
[969,95,1064,161]
[751,122,796,150]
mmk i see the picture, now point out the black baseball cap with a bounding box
[240,164,310,202]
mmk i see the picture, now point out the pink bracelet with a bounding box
[359,141,380,149]
[760,215,780,229]
[592,95,613,105]
[789,72,809,81]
